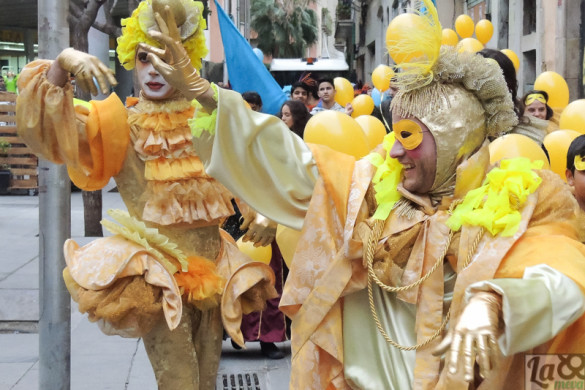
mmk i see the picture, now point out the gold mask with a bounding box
[393,119,425,150]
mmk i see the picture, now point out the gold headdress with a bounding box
[387,0,518,192]
[117,0,208,71]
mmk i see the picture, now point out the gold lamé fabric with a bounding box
[417,85,487,193]
[279,141,585,389]
[191,87,319,231]
[16,59,279,389]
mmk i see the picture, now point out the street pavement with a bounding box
[0,186,291,390]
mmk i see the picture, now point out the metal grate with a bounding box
[217,372,262,390]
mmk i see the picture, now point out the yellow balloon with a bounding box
[455,14,474,38]
[489,134,550,169]
[475,19,494,45]
[275,224,301,269]
[441,28,459,47]
[543,129,582,181]
[236,236,272,264]
[333,77,354,107]
[351,95,375,118]
[457,37,484,53]
[501,49,520,72]
[386,13,428,64]
[355,115,387,150]
[304,110,370,158]
[534,71,570,110]
[372,65,394,92]
[559,100,585,134]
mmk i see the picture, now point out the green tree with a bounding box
[251,0,318,58]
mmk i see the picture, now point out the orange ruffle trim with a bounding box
[174,255,226,310]
[142,178,235,225]
[128,106,195,133]
[134,126,194,158]
[129,105,195,158]
[145,155,206,181]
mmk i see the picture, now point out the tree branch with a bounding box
[91,20,121,36]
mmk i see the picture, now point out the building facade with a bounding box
[342,0,584,100]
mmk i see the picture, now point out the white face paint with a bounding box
[135,49,176,100]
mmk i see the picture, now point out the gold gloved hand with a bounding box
[240,213,277,248]
[138,5,210,101]
[56,48,117,96]
[433,291,502,382]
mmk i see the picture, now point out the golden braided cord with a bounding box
[365,217,485,351]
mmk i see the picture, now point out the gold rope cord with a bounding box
[365,217,485,351]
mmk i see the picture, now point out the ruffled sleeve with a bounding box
[16,60,130,191]
[16,60,85,169]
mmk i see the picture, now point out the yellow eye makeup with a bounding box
[393,119,424,150]
[574,155,585,171]
[525,93,546,106]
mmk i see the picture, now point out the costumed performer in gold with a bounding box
[15,0,278,388]
[139,0,585,388]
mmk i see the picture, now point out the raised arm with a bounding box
[139,7,319,230]
[17,49,126,190]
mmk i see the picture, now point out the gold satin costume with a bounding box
[189,78,585,389]
[16,61,276,390]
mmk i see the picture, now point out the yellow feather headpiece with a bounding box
[385,0,442,90]
[117,0,208,71]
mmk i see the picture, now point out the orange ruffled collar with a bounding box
[129,97,195,133]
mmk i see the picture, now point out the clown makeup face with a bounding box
[390,114,437,194]
[135,49,176,100]
[524,100,547,120]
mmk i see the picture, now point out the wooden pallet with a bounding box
[0,92,38,194]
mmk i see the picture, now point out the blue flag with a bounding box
[214,0,286,115]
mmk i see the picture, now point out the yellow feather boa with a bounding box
[367,133,404,220]
[447,158,543,236]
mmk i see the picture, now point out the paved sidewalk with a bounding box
[0,189,291,390]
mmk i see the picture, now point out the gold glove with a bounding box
[56,48,117,96]
[138,6,210,101]
[240,213,277,248]
[433,291,502,382]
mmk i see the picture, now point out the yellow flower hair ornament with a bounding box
[117,0,208,71]
[447,157,543,236]
[367,133,404,220]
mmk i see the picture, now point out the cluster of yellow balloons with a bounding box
[304,109,387,158]
[440,15,493,54]
[494,68,585,181]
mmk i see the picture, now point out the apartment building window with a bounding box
[523,0,536,35]
[523,49,536,93]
